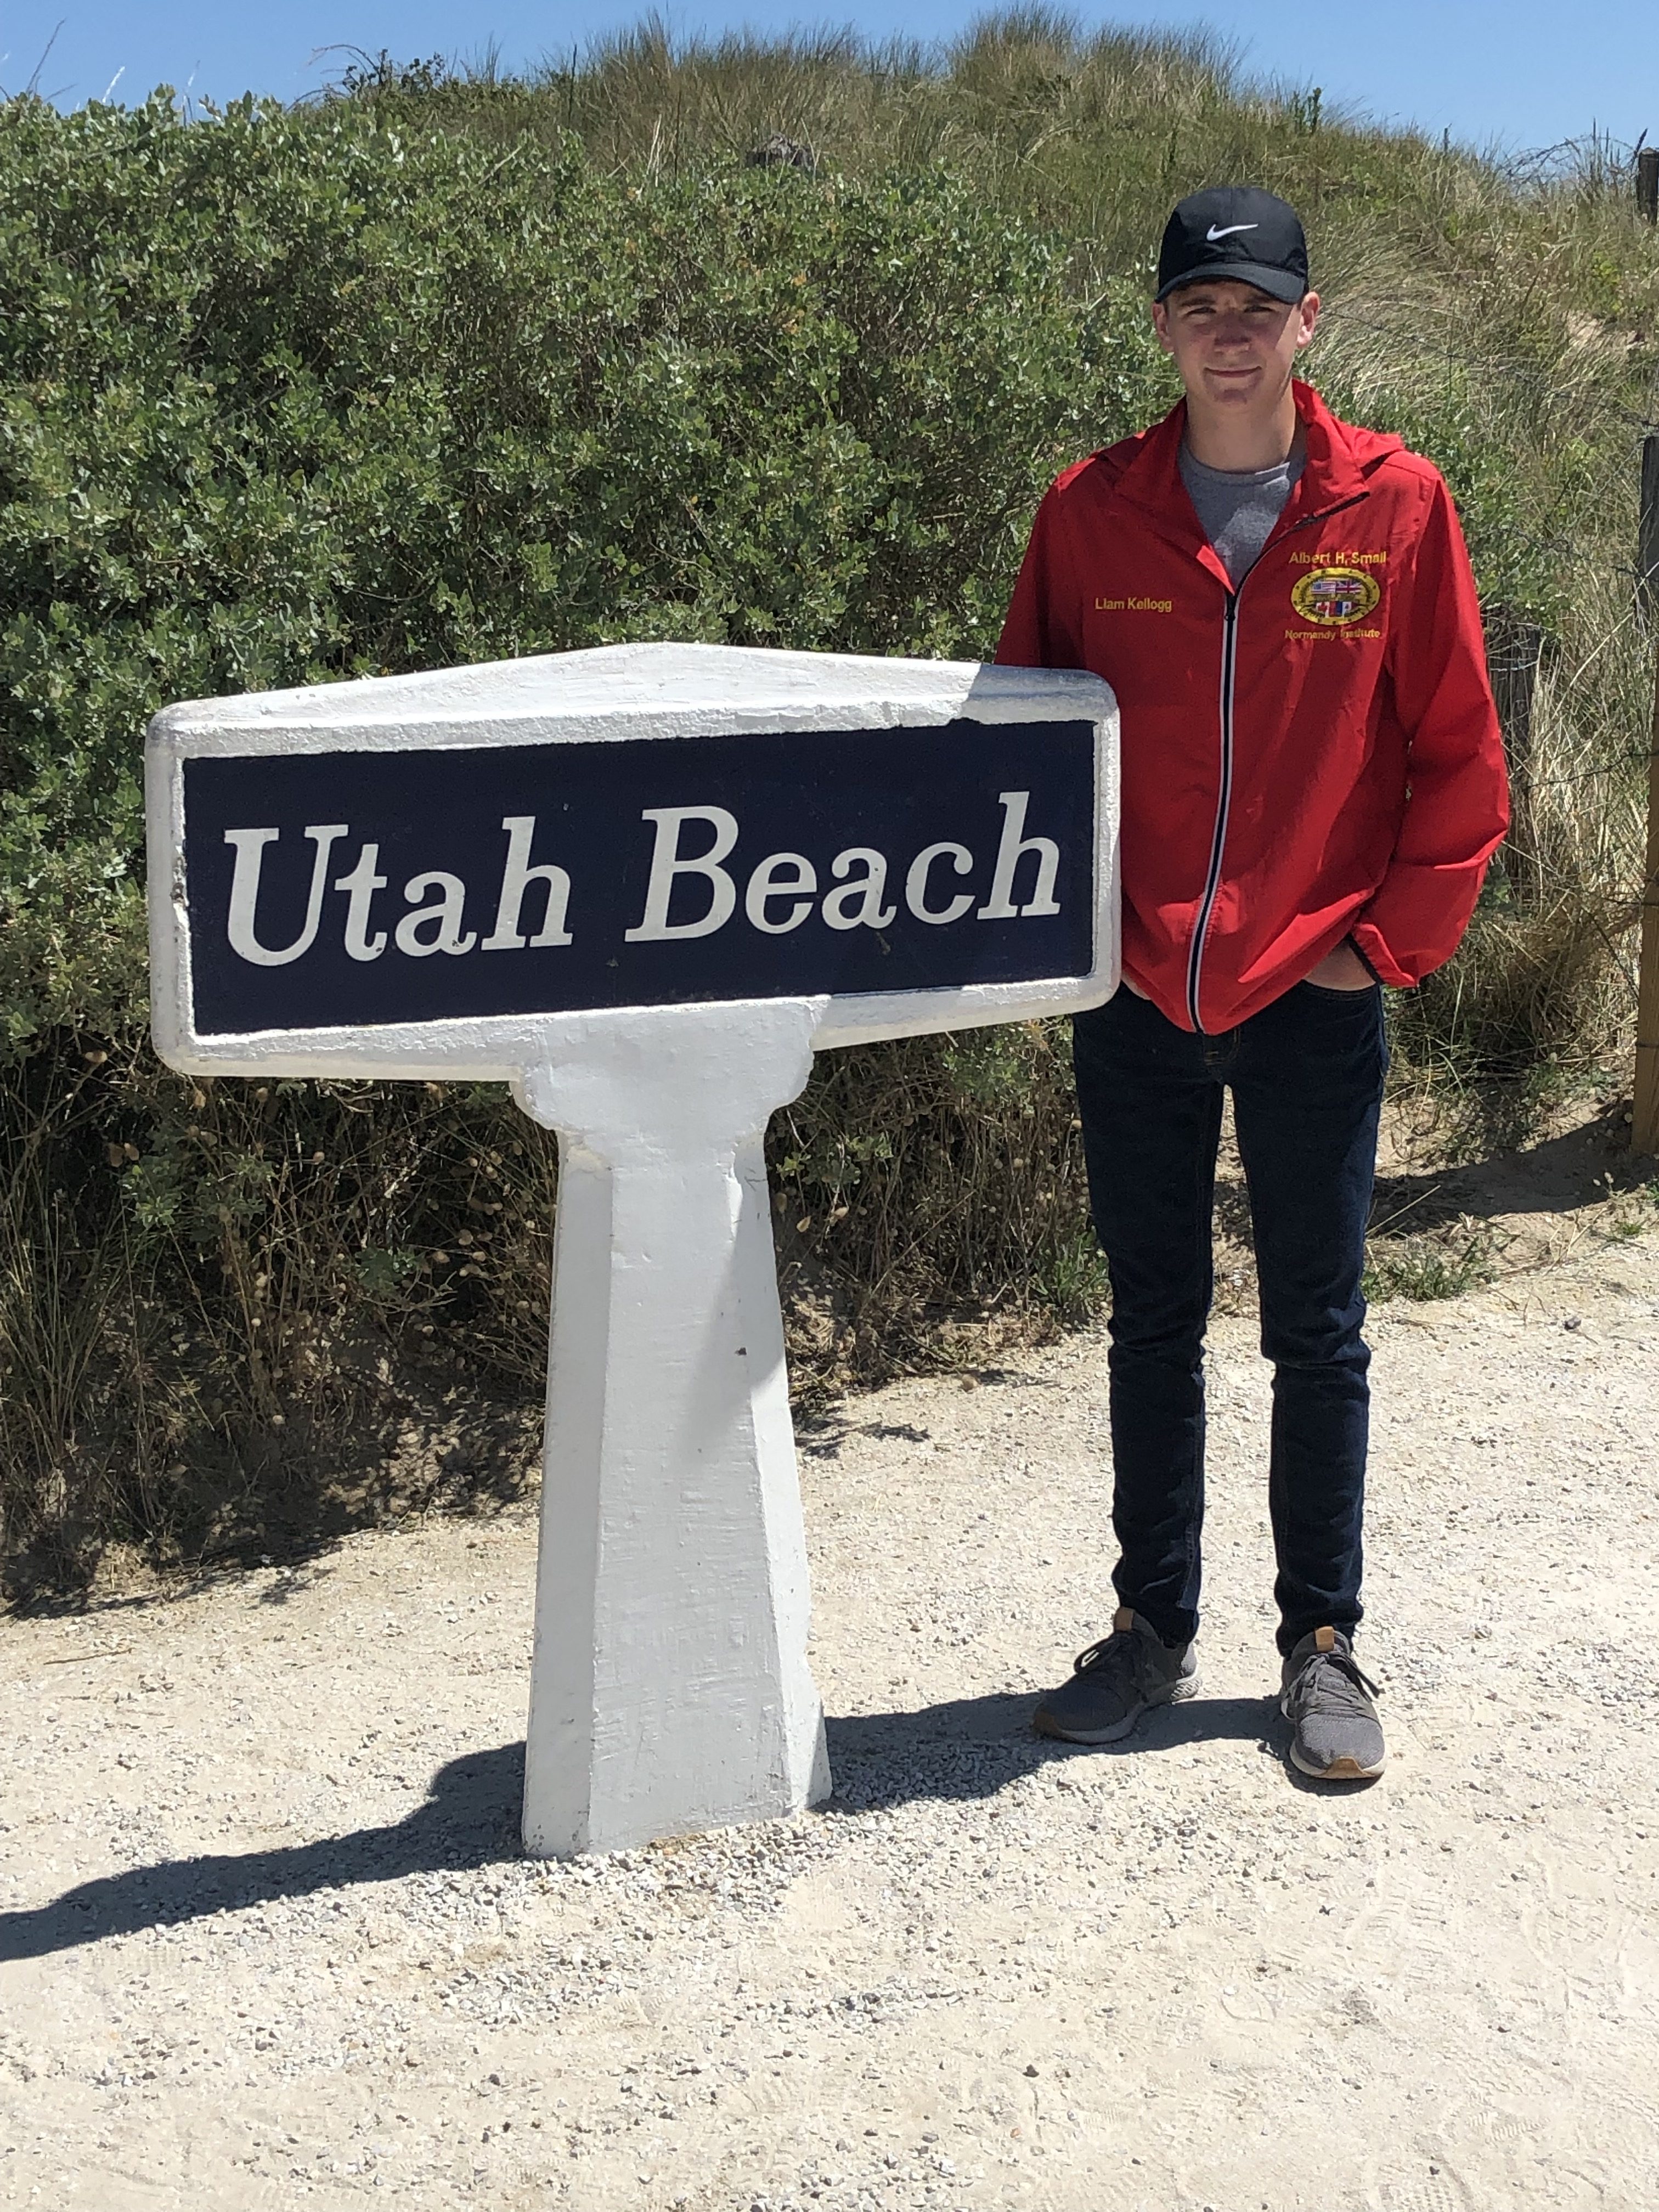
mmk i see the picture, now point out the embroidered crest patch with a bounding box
[1290,566,1381,627]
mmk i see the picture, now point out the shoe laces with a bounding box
[1071,1628,1138,1677]
[1285,1645,1381,1718]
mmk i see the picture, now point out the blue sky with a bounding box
[0,1,1647,155]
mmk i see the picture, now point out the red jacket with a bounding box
[996,381,1509,1032]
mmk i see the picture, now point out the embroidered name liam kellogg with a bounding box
[1094,596,1175,612]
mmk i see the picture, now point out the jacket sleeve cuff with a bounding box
[1348,919,1415,990]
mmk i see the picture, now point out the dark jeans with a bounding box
[1071,981,1387,1657]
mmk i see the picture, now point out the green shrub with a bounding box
[0,91,1163,1587]
[0,92,1167,1042]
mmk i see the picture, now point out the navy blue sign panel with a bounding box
[182,719,1095,1036]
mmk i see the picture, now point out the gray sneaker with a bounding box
[1034,1607,1199,1744]
[1280,1627,1386,1780]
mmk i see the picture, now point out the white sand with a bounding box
[2,1214,1656,2211]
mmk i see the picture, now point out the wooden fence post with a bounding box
[1637,660,1659,1158]
[1637,434,1659,1157]
[1641,435,1659,616]
[1639,145,1659,224]
[1486,611,1544,904]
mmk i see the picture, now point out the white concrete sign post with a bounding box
[146,644,1119,1857]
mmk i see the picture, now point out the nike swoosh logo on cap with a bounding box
[1206,222,1259,240]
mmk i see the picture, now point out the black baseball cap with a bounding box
[1155,187,1309,305]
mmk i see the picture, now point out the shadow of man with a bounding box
[827,1688,1276,1812]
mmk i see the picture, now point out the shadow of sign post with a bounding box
[146,642,1119,1857]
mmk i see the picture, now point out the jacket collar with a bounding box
[1113,380,1376,570]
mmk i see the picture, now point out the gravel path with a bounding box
[2,1223,1657,2211]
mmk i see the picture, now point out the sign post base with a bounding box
[512,1002,831,1856]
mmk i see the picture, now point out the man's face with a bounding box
[1150,279,1320,415]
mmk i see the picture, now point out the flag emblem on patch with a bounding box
[1290,566,1381,626]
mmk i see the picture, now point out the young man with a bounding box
[997,187,1508,1781]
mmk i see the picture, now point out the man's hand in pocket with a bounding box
[1304,940,1375,991]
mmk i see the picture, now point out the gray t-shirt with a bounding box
[1178,440,1306,589]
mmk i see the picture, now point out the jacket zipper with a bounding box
[1184,492,1370,1035]
[1186,586,1239,1032]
